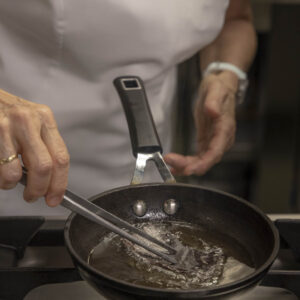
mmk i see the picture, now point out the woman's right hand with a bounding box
[0,89,70,207]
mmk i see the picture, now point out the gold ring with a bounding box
[0,154,18,165]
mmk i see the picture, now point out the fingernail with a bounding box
[47,196,61,207]
[26,197,38,203]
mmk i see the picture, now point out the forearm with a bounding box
[165,1,256,176]
[200,1,257,73]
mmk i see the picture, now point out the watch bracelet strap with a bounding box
[203,62,248,104]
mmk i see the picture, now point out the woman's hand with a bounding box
[0,89,69,206]
[164,0,256,177]
[164,71,238,176]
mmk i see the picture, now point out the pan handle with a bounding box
[114,76,162,157]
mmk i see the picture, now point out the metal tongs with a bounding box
[19,76,180,264]
[20,168,177,264]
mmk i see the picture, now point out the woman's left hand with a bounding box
[164,71,238,176]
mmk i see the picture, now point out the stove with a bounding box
[0,215,299,300]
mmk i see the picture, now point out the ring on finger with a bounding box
[0,154,18,165]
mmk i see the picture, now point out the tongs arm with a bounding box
[62,189,176,256]
[20,167,177,264]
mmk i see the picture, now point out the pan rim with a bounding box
[64,182,280,297]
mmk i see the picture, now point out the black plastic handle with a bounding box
[114,76,162,157]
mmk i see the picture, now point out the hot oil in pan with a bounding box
[87,221,255,289]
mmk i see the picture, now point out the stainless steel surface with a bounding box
[132,200,147,217]
[163,198,178,215]
[131,152,176,185]
[61,192,177,264]
[24,282,298,300]
[18,247,73,268]
[268,214,300,220]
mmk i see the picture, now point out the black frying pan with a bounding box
[64,76,279,299]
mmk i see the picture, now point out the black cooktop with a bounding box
[0,217,300,300]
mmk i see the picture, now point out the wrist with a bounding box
[203,62,248,104]
[215,70,239,93]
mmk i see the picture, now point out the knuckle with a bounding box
[203,101,211,111]
[11,106,33,122]
[34,159,53,176]
[204,100,220,116]
[37,104,55,123]
[54,151,70,168]
[204,97,216,108]
[204,102,212,113]
[37,104,53,117]
[0,119,10,136]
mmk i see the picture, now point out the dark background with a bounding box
[173,1,300,214]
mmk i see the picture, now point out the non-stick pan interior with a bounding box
[65,183,279,297]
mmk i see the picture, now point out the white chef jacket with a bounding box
[0,0,229,216]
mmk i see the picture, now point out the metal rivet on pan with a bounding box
[163,199,178,215]
[133,200,147,217]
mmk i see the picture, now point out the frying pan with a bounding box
[64,76,279,299]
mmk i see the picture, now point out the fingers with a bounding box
[165,118,235,176]
[19,105,70,207]
[185,117,236,176]
[164,153,198,176]
[0,90,70,207]
[41,109,70,206]
[164,153,191,175]
[167,91,236,176]
[16,119,53,203]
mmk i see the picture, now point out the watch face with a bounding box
[240,79,249,91]
[237,79,249,104]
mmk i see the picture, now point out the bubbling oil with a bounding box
[88,221,254,289]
